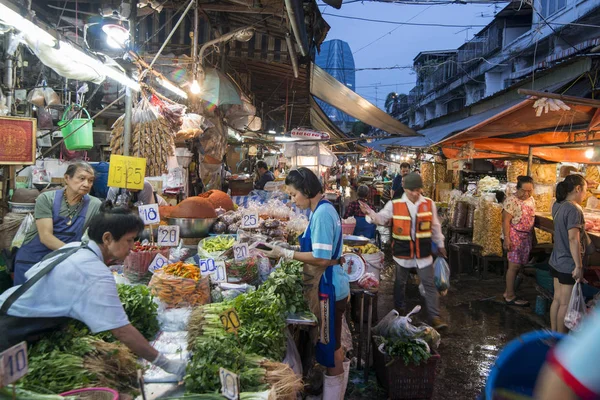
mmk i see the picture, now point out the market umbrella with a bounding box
[199,68,242,107]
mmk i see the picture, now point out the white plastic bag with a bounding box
[434,257,450,295]
[564,282,586,331]
[11,213,34,249]
[282,327,303,376]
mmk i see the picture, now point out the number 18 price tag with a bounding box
[0,341,28,386]
[157,226,179,247]
[241,212,259,229]
[148,253,169,273]
[233,243,249,261]
[138,204,160,225]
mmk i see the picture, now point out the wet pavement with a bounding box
[346,262,548,400]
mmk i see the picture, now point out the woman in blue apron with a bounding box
[258,168,350,400]
[13,162,101,285]
[343,185,376,239]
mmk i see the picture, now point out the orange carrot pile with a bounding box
[162,262,201,281]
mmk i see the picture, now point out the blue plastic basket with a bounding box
[484,331,564,399]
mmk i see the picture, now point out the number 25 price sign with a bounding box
[107,155,146,191]
[0,342,28,387]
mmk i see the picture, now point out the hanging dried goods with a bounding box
[507,160,527,183]
[531,164,557,184]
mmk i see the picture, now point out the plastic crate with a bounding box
[372,336,440,399]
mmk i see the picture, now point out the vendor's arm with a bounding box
[363,200,393,226]
[111,324,158,361]
[502,210,512,251]
[37,218,67,250]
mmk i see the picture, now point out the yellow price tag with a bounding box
[107,155,146,190]
[219,308,241,334]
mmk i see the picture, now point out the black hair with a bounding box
[256,160,268,170]
[400,162,411,169]
[65,162,94,178]
[556,174,586,202]
[357,185,369,199]
[516,175,534,189]
[88,201,145,243]
[495,191,506,204]
[285,167,323,199]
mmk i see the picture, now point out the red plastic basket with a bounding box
[60,388,119,400]
[342,223,356,235]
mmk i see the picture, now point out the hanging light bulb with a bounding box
[586,148,594,159]
[190,79,201,94]
[102,24,129,49]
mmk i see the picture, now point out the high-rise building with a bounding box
[315,40,356,131]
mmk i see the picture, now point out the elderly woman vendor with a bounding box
[13,162,102,285]
[0,206,186,378]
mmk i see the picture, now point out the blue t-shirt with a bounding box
[304,202,349,301]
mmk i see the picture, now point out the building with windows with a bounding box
[315,39,356,132]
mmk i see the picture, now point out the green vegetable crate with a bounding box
[372,335,440,400]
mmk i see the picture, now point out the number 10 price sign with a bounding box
[0,341,28,387]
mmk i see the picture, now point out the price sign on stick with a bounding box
[148,253,169,273]
[219,367,240,400]
[210,261,227,283]
[138,204,160,225]
[241,212,259,229]
[0,342,28,387]
[233,243,249,261]
[157,226,179,247]
[199,258,217,275]
[219,308,241,334]
[107,155,146,190]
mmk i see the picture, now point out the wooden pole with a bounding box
[527,146,533,176]
[518,89,600,108]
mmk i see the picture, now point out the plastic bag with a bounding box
[358,272,379,289]
[149,270,210,308]
[564,282,586,331]
[152,331,188,354]
[282,327,303,376]
[434,257,450,294]
[372,306,441,350]
[157,304,193,331]
[169,240,191,263]
[10,213,34,249]
[43,87,60,106]
[27,88,45,108]
[32,164,51,185]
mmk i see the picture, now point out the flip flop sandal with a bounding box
[504,297,530,307]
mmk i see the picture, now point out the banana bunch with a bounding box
[342,243,379,254]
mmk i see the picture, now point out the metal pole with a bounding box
[5,34,14,115]
[192,0,198,71]
[149,0,195,70]
[527,146,533,176]
[285,33,299,79]
[124,0,137,156]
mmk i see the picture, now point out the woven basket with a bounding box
[60,388,119,400]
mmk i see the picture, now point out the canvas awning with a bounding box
[310,63,417,136]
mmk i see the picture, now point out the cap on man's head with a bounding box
[403,173,423,190]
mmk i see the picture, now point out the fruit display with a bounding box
[343,243,379,254]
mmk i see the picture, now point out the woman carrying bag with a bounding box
[549,174,592,333]
[257,168,350,400]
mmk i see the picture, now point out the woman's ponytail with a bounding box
[556,174,586,202]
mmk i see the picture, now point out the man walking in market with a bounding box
[360,173,448,331]
[391,162,411,199]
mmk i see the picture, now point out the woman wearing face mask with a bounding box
[549,174,589,333]
[502,175,535,307]
[0,206,187,378]
[256,167,350,400]
[13,162,102,285]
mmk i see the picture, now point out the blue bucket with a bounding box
[484,330,565,399]
[90,162,110,199]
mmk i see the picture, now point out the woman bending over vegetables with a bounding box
[257,168,350,400]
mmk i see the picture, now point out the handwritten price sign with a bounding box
[0,342,28,386]
[210,261,227,283]
[233,243,249,261]
[157,226,179,247]
[241,212,259,229]
[198,258,217,276]
[138,204,160,225]
[219,367,240,400]
[148,253,169,273]
[107,155,146,190]
[219,308,241,334]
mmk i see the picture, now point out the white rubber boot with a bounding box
[322,372,344,400]
[339,359,351,400]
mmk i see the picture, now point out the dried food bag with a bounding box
[585,165,600,184]
[507,160,527,183]
[453,201,469,228]
[421,162,434,198]
[42,87,60,106]
[531,164,558,185]
[480,200,503,257]
[564,282,586,332]
[37,108,53,129]
[534,184,554,213]
[433,257,450,293]
[10,213,34,249]
[466,204,476,229]
[27,88,45,108]
[149,270,210,308]
[535,228,553,244]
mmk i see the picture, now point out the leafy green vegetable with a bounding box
[378,336,432,367]
[117,284,160,340]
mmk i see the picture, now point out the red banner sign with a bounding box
[0,117,37,165]
[290,128,330,140]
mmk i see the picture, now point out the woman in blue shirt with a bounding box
[258,167,350,400]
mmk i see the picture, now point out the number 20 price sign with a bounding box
[107,155,146,191]
[0,342,28,387]
[157,226,179,247]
